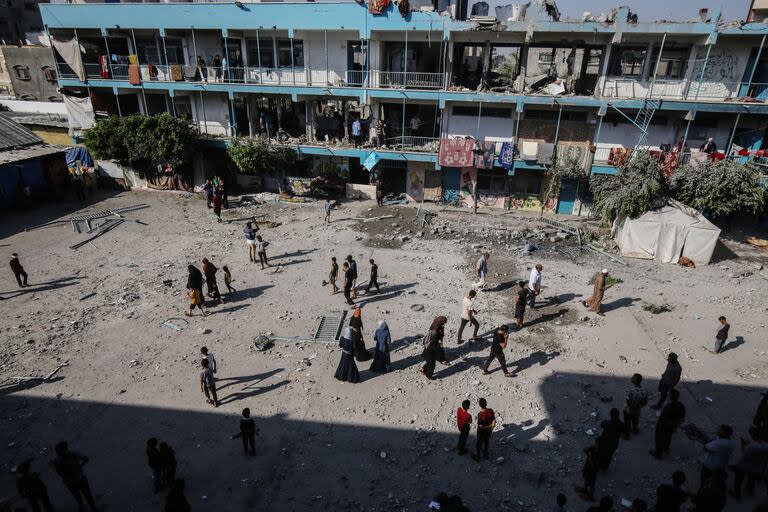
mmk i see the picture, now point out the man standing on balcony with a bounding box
[375,119,385,148]
[351,118,362,148]
[410,113,421,136]
[700,138,717,154]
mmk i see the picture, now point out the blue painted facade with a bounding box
[40,1,768,214]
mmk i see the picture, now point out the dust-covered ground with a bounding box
[1,190,767,512]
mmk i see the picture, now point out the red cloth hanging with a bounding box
[128,64,141,85]
[98,55,109,79]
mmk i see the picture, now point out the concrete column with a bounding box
[597,43,613,97]
[515,44,529,92]
[641,41,654,81]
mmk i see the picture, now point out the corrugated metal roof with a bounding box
[0,143,68,165]
[0,113,44,151]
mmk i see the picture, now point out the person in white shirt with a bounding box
[457,289,480,344]
[528,263,543,309]
[473,252,490,289]
[200,346,217,373]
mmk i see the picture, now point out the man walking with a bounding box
[365,258,381,294]
[472,398,496,461]
[473,252,490,289]
[584,269,608,316]
[200,346,217,374]
[457,289,479,344]
[700,425,735,489]
[483,325,511,377]
[513,281,530,330]
[346,255,358,298]
[200,358,219,407]
[10,253,28,287]
[256,235,269,269]
[53,441,98,511]
[653,353,682,410]
[714,316,730,354]
[623,373,648,439]
[456,399,472,455]
[527,263,542,309]
[649,388,686,459]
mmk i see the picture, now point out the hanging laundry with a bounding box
[170,64,184,81]
[98,55,109,79]
[368,0,391,14]
[498,141,516,169]
[128,64,141,85]
[128,54,139,65]
[608,147,632,166]
[536,142,555,165]
[184,65,199,81]
[52,35,86,81]
[474,140,495,169]
[147,64,158,79]
[521,141,538,160]
[438,137,475,167]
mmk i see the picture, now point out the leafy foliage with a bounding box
[589,151,667,223]
[589,273,623,287]
[541,149,586,212]
[83,114,197,172]
[642,302,673,314]
[228,136,297,176]
[672,159,766,217]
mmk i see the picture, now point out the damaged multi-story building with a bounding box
[40,0,768,214]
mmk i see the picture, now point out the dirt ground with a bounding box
[1,189,767,512]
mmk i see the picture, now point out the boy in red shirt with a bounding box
[473,397,496,461]
[456,399,472,455]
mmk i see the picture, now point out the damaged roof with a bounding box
[0,113,43,151]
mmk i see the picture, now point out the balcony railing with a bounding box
[601,77,768,102]
[385,136,440,152]
[376,71,444,89]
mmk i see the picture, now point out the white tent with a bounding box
[614,201,721,265]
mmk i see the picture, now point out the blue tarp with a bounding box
[0,159,45,209]
[65,146,93,168]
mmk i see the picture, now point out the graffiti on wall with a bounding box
[693,49,741,81]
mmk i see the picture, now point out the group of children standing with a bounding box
[328,255,381,306]
[203,176,229,223]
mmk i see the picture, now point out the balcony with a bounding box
[601,77,768,102]
[65,63,448,91]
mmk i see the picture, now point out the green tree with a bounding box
[589,151,667,223]
[672,159,766,217]
[83,113,198,173]
[541,148,585,213]
[228,136,297,176]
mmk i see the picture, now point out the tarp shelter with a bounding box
[65,147,93,168]
[614,201,721,266]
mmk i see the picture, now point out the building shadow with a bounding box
[2,371,767,511]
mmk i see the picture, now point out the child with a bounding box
[222,266,236,295]
[146,438,162,492]
[576,438,601,501]
[473,398,496,462]
[324,200,332,223]
[365,258,381,294]
[456,399,472,455]
[200,346,217,374]
[212,192,222,222]
[714,316,730,354]
[239,408,257,455]
[187,287,207,317]
[329,257,339,295]
[553,493,567,512]
[200,359,218,407]
[256,235,269,269]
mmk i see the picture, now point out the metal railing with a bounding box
[375,71,444,89]
[385,136,440,152]
[601,77,768,101]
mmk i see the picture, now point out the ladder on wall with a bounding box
[608,98,661,152]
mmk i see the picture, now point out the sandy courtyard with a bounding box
[1,190,767,512]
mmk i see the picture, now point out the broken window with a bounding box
[608,47,647,77]
[510,170,543,195]
[651,47,690,79]
[453,43,484,89]
[477,169,508,195]
[490,45,520,86]
[277,39,303,68]
[246,38,275,68]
